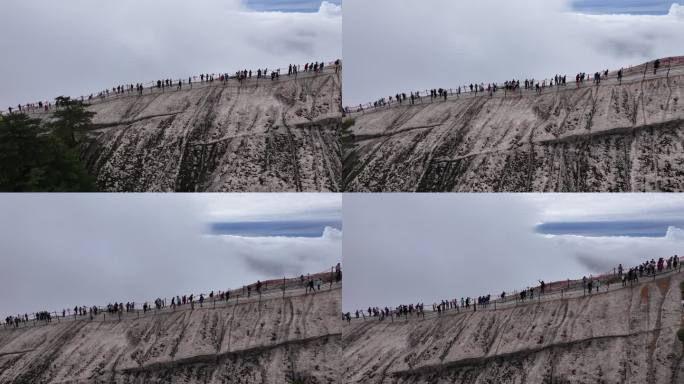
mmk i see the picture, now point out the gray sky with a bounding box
[342,0,684,106]
[0,193,341,318]
[0,0,341,110]
[342,194,684,311]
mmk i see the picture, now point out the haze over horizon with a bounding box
[0,194,342,319]
[0,0,342,110]
[342,194,684,311]
[343,0,684,106]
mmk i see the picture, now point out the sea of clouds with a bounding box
[0,0,342,108]
[343,0,684,105]
[0,194,341,318]
[342,194,684,311]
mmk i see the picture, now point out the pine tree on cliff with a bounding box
[51,96,95,148]
[0,112,95,191]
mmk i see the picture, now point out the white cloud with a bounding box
[322,226,343,240]
[0,0,342,109]
[542,228,683,275]
[343,0,684,106]
[194,193,342,221]
[342,194,684,311]
[529,193,684,222]
[665,225,684,240]
[216,227,342,278]
[672,2,684,17]
[319,1,342,17]
[0,194,341,319]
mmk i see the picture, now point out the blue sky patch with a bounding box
[571,0,674,15]
[209,220,342,237]
[245,0,672,14]
[536,220,684,237]
[246,0,340,12]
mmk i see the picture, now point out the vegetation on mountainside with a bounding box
[0,97,96,191]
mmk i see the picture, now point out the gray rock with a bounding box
[79,68,342,192]
[344,58,684,192]
[0,281,341,383]
[342,272,684,383]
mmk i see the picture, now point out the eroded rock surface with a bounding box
[344,58,684,192]
[0,286,341,383]
[80,68,341,192]
[343,272,684,383]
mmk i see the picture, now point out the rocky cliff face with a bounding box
[0,285,341,384]
[81,68,341,192]
[343,272,684,383]
[344,59,684,192]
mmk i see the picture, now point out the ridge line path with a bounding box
[345,267,682,324]
[345,57,684,117]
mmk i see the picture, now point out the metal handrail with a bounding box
[2,266,341,330]
[343,56,683,116]
[0,59,342,117]
[345,258,682,323]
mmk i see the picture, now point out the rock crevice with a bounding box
[80,69,342,192]
[0,286,341,384]
[343,273,684,383]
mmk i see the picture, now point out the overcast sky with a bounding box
[342,194,684,311]
[343,0,684,106]
[0,194,341,318]
[0,0,341,110]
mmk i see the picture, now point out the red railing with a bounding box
[346,257,682,322]
[2,266,341,330]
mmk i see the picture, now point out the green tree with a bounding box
[0,113,96,191]
[0,113,44,189]
[51,96,95,148]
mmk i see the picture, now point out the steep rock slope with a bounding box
[0,286,341,383]
[82,68,341,192]
[344,59,684,191]
[343,272,684,383]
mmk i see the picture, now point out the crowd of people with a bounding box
[89,61,332,102]
[345,59,671,114]
[3,269,341,330]
[5,311,52,328]
[345,304,426,323]
[364,87,456,111]
[344,293,501,323]
[616,254,679,287]
[4,314,28,328]
[3,96,80,115]
[343,253,681,324]
[3,59,341,117]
